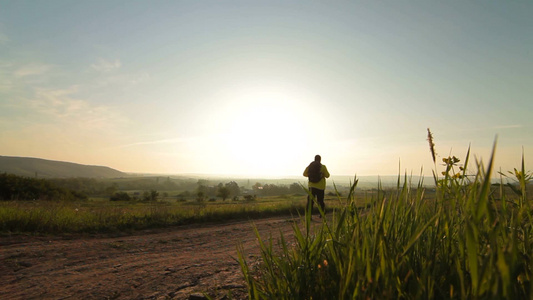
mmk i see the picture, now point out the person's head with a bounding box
[314,155,321,162]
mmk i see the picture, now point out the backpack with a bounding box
[307,161,323,183]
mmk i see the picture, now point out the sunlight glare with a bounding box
[217,85,315,175]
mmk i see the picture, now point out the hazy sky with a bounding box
[1,1,532,177]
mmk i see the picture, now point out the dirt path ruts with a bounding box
[0,216,303,300]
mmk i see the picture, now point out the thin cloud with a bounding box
[91,58,121,73]
[118,139,182,148]
[0,80,12,92]
[129,72,150,85]
[0,62,13,92]
[0,22,8,44]
[92,72,151,90]
[117,137,204,148]
[14,63,51,78]
[459,124,524,133]
[28,86,128,130]
[0,31,8,44]
[492,124,523,129]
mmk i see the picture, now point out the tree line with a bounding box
[0,173,307,202]
[0,173,87,201]
[178,181,305,202]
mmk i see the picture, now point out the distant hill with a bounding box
[0,156,126,178]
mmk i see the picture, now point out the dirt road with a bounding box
[0,216,303,300]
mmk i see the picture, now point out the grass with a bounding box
[0,196,312,235]
[238,140,533,299]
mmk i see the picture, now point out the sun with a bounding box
[216,85,315,176]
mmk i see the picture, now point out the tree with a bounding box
[217,186,231,201]
[197,180,210,197]
[252,182,263,193]
[0,173,87,201]
[105,184,118,196]
[225,181,241,197]
[196,191,205,202]
[142,190,159,201]
[150,190,159,201]
[289,182,304,194]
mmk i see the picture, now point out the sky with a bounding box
[1,1,532,177]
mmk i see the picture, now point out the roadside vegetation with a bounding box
[1,167,363,235]
[0,196,309,234]
[0,174,344,235]
[238,132,532,299]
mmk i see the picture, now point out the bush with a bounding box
[110,191,131,201]
[243,194,256,201]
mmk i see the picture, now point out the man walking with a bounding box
[303,155,330,216]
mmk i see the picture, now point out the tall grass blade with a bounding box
[402,211,439,257]
[476,138,497,221]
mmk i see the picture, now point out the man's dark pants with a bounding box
[307,187,325,214]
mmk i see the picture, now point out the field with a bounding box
[0,195,312,235]
[1,193,347,299]
[0,195,337,299]
[2,142,532,299]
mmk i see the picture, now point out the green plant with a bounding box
[499,150,532,209]
[238,137,533,299]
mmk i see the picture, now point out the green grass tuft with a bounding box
[238,141,533,299]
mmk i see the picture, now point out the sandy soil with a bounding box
[0,216,305,300]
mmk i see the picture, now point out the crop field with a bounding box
[0,195,310,235]
[1,193,367,235]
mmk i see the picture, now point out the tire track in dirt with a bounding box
[0,216,303,299]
